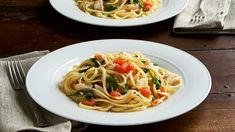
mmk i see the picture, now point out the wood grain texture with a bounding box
[1,20,235,55]
[0,0,46,6]
[189,50,235,93]
[84,92,235,131]
[86,109,235,132]
[1,2,235,54]
[195,93,235,110]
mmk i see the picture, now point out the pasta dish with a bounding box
[60,52,183,112]
[75,0,161,19]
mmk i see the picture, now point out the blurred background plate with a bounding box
[49,0,189,27]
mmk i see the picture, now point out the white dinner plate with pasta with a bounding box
[26,39,211,125]
[49,0,189,26]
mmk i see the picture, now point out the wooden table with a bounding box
[1,0,235,131]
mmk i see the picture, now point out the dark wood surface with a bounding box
[1,0,235,131]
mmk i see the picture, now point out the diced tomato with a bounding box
[158,92,165,98]
[151,99,158,106]
[113,59,126,65]
[114,64,132,73]
[121,62,128,69]
[140,88,151,98]
[114,64,125,73]
[113,60,135,74]
[144,1,153,11]
[132,69,137,76]
[81,100,96,106]
[127,63,135,71]
[160,87,166,92]
[110,91,121,97]
[144,5,152,11]
[95,53,103,60]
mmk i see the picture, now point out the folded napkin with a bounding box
[173,0,234,34]
[0,51,88,132]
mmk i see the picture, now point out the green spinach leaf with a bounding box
[106,77,119,92]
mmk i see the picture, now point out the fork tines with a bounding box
[6,58,51,127]
[6,58,26,90]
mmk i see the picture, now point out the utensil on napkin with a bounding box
[173,0,234,34]
[0,51,87,132]
[6,58,51,127]
[190,0,206,23]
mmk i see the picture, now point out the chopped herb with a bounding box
[143,68,149,73]
[121,83,130,94]
[106,5,117,11]
[134,0,144,8]
[90,58,100,67]
[100,59,105,65]
[152,77,161,90]
[153,62,158,66]
[68,89,94,101]
[83,90,94,100]
[67,92,84,102]
[67,92,82,97]
[149,71,161,90]
[106,77,119,92]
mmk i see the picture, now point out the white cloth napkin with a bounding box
[0,51,87,132]
[173,0,234,34]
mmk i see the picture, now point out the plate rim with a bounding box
[26,39,211,126]
[49,0,189,27]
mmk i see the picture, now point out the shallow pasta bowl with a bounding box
[26,39,211,126]
[49,0,189,27]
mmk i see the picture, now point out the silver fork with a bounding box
[6,58,51,127]
[191,0,206,23]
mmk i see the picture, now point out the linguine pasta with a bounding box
[75,0,161,19]
[60,52,183,112]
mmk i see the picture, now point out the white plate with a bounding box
[49,0,189,27]
[26,39,211,126]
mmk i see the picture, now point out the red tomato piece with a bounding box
[95,53,103,60]
[110,91,121,97]
[121,63,129,73]
[113,59,126,65]
[81,100,96,106]
[144,2,153,11]
[114,64,125,73]
[158,92,166,98]
[132,69,137,76]
[151,99,158,106]
[160,87,166,92]
[114,61,135,74]
[127,63,135,71]
[140,88,151,98]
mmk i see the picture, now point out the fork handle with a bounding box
[199,0,206,9]
[24,90,51,127]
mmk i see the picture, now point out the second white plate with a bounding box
[49,0,189,27]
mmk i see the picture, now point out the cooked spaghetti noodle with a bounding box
[60,52,183,112]
[75,0,161,19]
